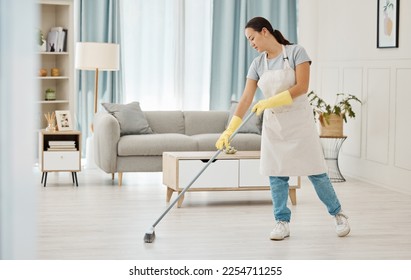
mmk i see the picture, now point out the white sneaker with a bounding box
[334,212,350,237]
[270,221,290,240]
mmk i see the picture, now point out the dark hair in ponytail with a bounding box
[245,16,292,45]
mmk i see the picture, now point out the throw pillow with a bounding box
[101,102,153,135]
[227,100,263,134]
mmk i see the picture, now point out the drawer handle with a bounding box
[201,159,217,163]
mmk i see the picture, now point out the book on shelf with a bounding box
[47,147,77,151]
[47,27,67,52]
[46,30,58,52]
[48,145,76,149]
[62,28,68,52]
[48,141,75,146]
[48,140,76,151]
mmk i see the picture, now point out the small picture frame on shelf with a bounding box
[55,110,73,131]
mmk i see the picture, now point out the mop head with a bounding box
[224,146,237,154]
[143,227,156,243]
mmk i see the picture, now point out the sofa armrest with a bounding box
[93,112,120,173]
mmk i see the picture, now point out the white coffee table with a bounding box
[162,151,300,207]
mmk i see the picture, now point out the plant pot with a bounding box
[45,90,56,101]
[319,114,343,137]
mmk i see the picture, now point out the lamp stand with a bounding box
[94,68,99,114]
[88,68,99,168]
[90,68,99,133]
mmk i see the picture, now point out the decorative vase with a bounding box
[39,68,47,77]
[39,41,47,52]
[384,13,393,36]
[45,123,56,132]
[51,68,60,76]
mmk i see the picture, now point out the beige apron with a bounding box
[258,45,327,176]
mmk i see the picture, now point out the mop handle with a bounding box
[228,111,255,142]
[151,112,256,228]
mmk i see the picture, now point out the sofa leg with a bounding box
[118,172,123,186]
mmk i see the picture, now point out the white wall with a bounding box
[299,0,411,194]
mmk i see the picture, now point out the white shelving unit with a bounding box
[37,0,74,130]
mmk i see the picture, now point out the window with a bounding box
[121,0,212,110]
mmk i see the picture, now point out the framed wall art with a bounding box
[55,110,73,131]
[377,0,400,48]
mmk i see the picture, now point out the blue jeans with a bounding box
[269,173,341,222]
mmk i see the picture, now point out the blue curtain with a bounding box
[209,0,297,110]
[76,0,122,153]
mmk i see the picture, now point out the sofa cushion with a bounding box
[229,133,262,150]
[228,101,263,134]
[192,133,261,151]
[184,111,228,136]
[118,134,198,156]
[144,111,185,134]
[190,133,221,151]
[101,102,153,136]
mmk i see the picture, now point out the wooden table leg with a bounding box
[177,192,185,208]
[166,187,174,202]
[289,189,297,205]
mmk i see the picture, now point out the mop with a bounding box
[143,112,256,243]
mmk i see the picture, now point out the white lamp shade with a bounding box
[75,42,120,71]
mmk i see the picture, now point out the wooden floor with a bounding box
[34,168,411,260]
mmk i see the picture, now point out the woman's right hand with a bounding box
[215,130,231,150]
[215,116,242,150]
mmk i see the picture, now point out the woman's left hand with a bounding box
[252,90,293,115]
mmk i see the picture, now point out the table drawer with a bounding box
[239,159,299,188]
[239,159,268,187]
[43,151,80,171]
[179,159,238,189]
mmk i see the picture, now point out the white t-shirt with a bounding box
[246,44,311,81]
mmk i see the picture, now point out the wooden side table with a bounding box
[320,136,347,182]
[39,130,81,187]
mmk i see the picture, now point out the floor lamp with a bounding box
[75,42,120,168]
[75,42,120,114]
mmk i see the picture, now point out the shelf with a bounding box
[37,100,69,104]
[38,52,69,55]
[37,0,74,132]
[37,76,69,80]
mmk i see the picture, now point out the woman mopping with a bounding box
[216,17,350,240]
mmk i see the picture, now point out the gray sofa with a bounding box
[93,109,262,185]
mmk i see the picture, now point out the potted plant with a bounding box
[308,91,362,137]
[45,88,56,101]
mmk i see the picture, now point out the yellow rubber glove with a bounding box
[215,116,242,150]
[252,90,293,115]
